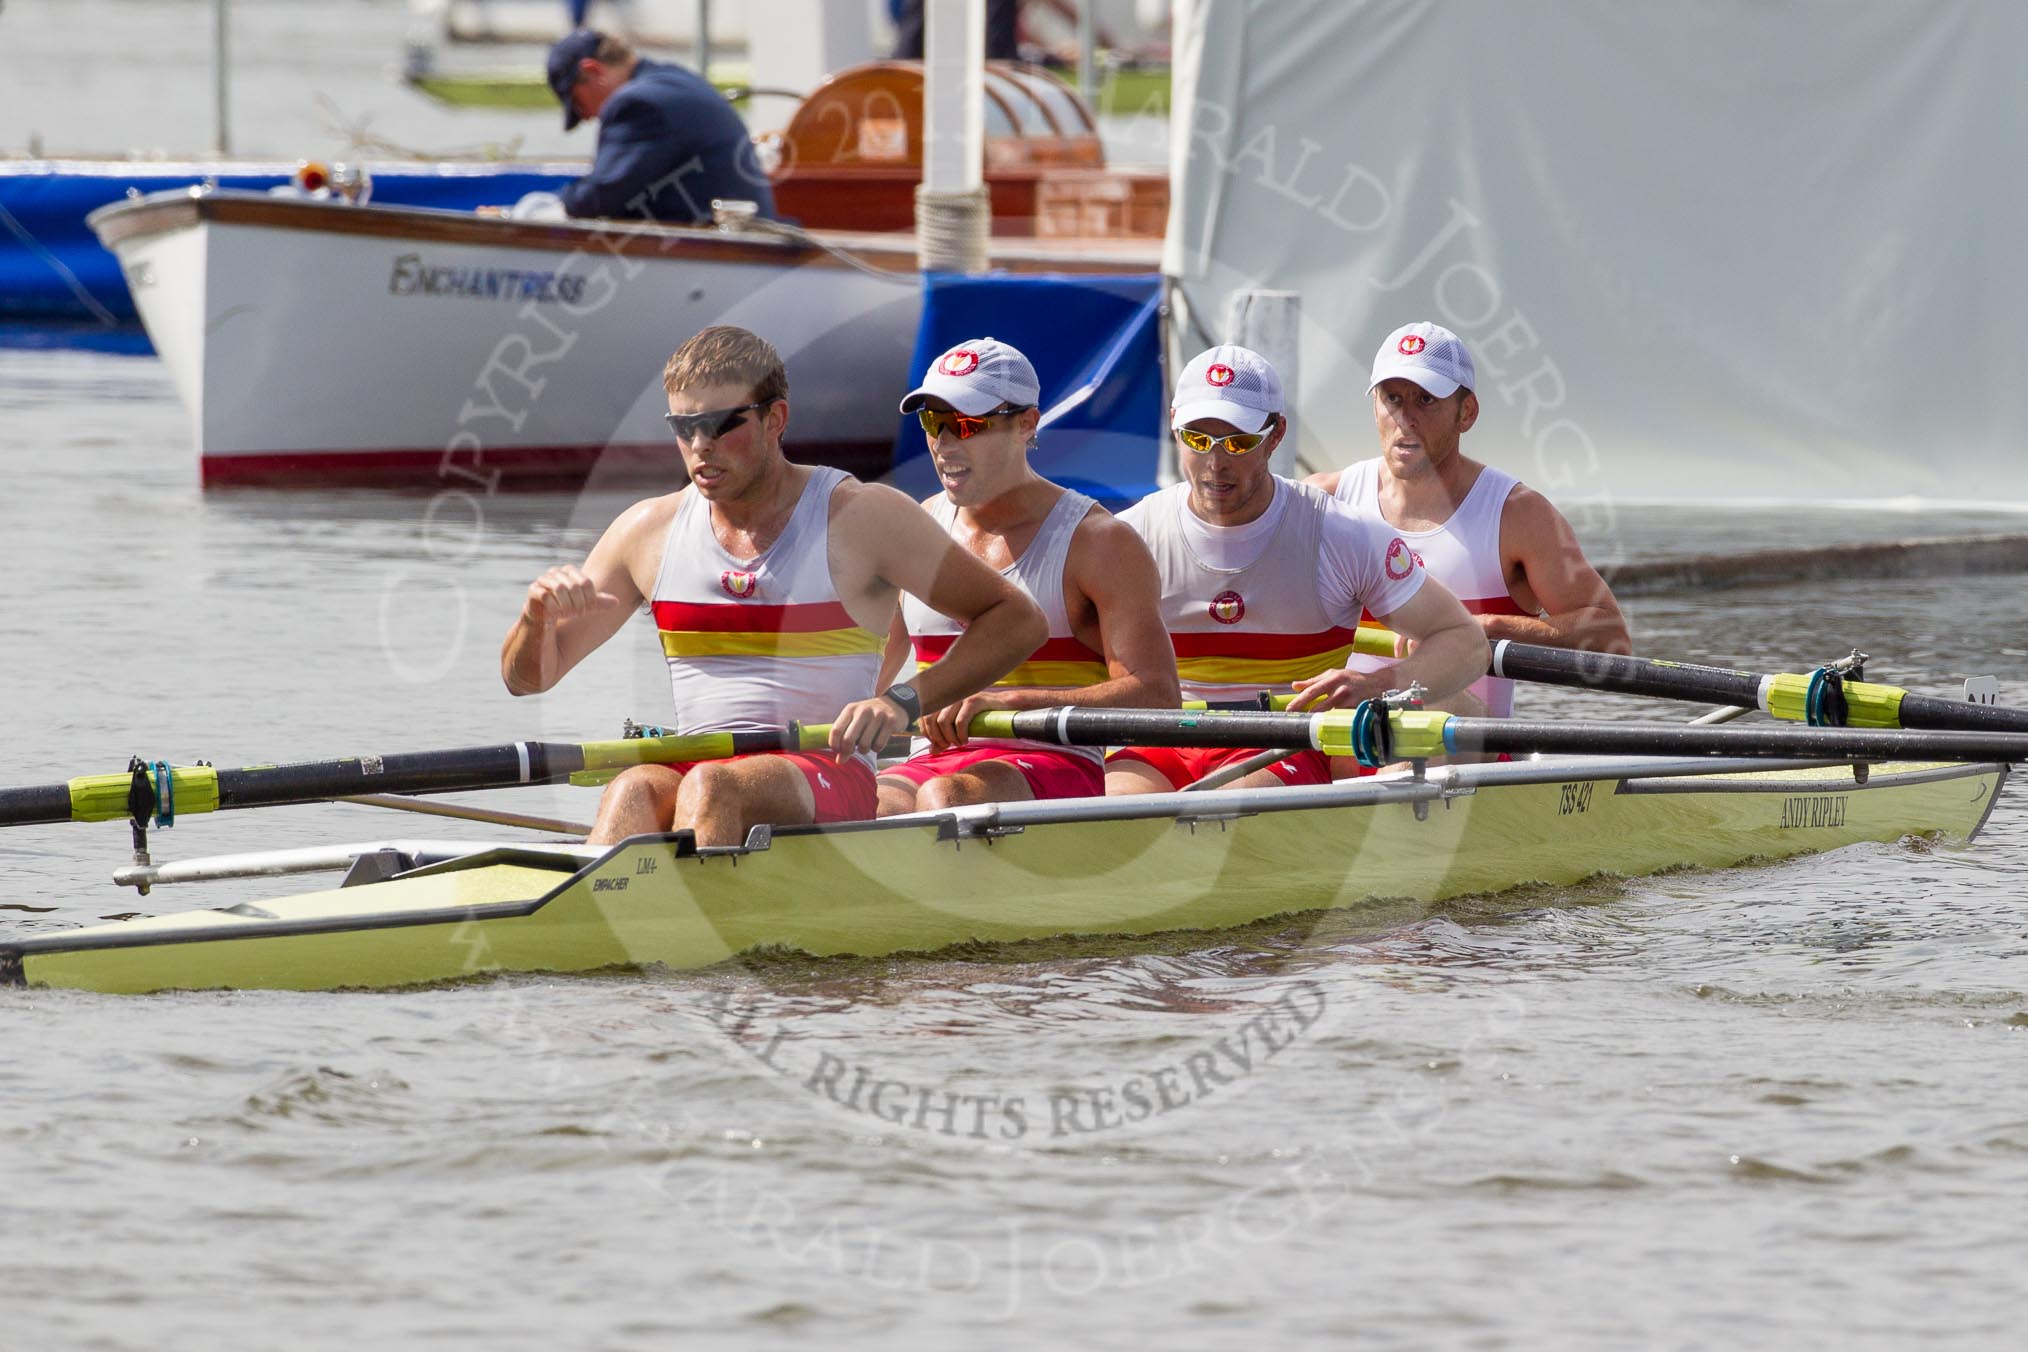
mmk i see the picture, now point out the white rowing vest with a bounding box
[650,465,883,766]
[900,488,1106,765]
[1128,479,1373,705]
[1336,458,1525,716]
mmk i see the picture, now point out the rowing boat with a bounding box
[1,750,2004,994]
[2,649,2016,994]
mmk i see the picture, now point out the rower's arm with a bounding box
[500,504,649,696]
[1366,579,1489,699]
[1495,486,1631,654]
[876,610,914,692]
[1301,468,1345,496]
[826,484,1046,753]
[909,514,1178,749]
[953,513,1178,714]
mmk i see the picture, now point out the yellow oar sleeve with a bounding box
[67,766,220,823]
[1762,674,1907,729]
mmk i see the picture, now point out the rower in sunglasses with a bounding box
[877,338,1179,814]
[1105,345,1488,796]
[502,324,1046,848]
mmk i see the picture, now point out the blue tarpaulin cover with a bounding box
[888,270,1165,510]
[0,166,575,326]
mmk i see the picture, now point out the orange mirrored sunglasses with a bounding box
[917,404,1030,441]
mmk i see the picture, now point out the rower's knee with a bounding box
[876,779,920,817]
[918,774,990,810]
[589,764,683,844]
[672,760,741,814]
[1105,767,1169,797]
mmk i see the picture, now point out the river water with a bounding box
[5,336,2028,1350]
[10,2,2028,1347]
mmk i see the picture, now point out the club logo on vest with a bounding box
[1205,363,1235,387]
[1398,334,1426,355]
[1209,589,1246,625]
[720,569,760,599]
[1384,537,1417,582]
[939,349,980,376]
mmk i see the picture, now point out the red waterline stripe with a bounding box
[199,439,894,489]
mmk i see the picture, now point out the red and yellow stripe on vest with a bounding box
[654,600,884,659]
[1170,626,1366,687]
[912,634,1109,688]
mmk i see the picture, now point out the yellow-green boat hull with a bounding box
[9,760,2004,994]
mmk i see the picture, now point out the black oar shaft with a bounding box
[0,783,77,826]
[1491,640,2028,733]
[1002,708,1312,749]
[0,726,820,829]
[1893,693,2028,734]
[1490,643,1765,706]
[1448,718,2025,762]
[211,744,586,812]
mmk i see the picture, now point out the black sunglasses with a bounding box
[663,400,772,443]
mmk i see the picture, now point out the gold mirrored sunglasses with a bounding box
[1174,419,1275,455]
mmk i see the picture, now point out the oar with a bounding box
[1346,625,2028,733]
[1486,639,2028,732]
[0,726,836,829]
[972,706,2028,765]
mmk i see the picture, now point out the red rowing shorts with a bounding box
[662,749,879,823]
[1106,745,1333,791]
[881,744,1105,800]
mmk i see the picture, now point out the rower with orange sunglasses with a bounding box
[1105,345,1488,796]
[876,338,1179,814]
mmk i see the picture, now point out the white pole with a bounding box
[695,0,712,78]
[212,0,231,157]
[921,0,983,198]
[916,0,988,272]
[1076,0,1096,106]
[1224,289,1304,476]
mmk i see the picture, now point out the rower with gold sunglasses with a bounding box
[1173,417,1280,456]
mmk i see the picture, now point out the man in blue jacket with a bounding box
[546,30,778,224]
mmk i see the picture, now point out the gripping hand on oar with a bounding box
[1288,579,1487,712]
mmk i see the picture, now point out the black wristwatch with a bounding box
[880,683,922,724]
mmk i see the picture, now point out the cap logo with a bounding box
[1205,363,1236,387]
[720,569,759,599]
[1209,590,1246,625]
[938,350,980,377]
[1397,335,1426,356]
[1384,537,1417,582]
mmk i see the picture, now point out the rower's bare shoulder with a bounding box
[1499,481,1581,549]
[594,490,668,549]
[1067,504,1151,567]
[1065,505,1162,604]
[827,477,934,531]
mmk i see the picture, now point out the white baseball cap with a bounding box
[899,337,1041,416]
[1369,321,1476,398]
[1171,345,1283,430]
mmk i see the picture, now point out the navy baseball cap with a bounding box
[547,30,603,130]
